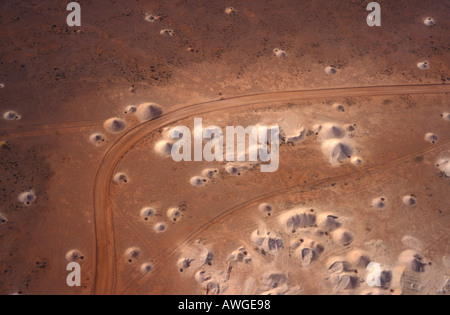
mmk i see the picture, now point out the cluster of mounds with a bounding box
[251,228,284,255]
[189,168,219,188]
[94,102,163,142]
[315,122,360,166]
[177,242,223,294]
[123,247,154,274]
[227,246,252,265]
[291,239,325,267]
[326,251,370,292]
[278,208,317,234]
[138,204,185,233]
[2,111,21,121]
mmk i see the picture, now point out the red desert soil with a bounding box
[0,0,449,295]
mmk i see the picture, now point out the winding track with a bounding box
[92,84,450,295]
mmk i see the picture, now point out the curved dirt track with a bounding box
[92,84,450,295]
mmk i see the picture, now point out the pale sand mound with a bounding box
[103,117,127,134]
[335,274,359,290]
[319,123,346,139]
[0,141,8,149]
[424,17,436,26]
[3,111,21,121]
[398,250,426,272]
[332,103,345,112]
[160,29,174,37]
[351,156,363,166]
[251,229,284,255]
[177,257,193,272]
[371,196,387,208]
[261,271,288,290]
[225,164,240,175]
[286,129,306,144]
[321,139,353,164]
[441,112,450,121]
[154,140,173,157]
[227,246,251,264]
[167,207,182,222]
[200,248,214,266]
[258,203,273,216]
[124,105,137,114]
[224,7,238,15]
[89,133,106,145]
[0,213,7,224]
[344,124,357,132]
[113,172,129,183]
[317,213,341,232]
[273,48,287,58]
[346,250,370,269]
[424,132,438,144]
[144,14,161,22]
[436,158,450,177]
[124,247,141,263]
[201,168,218,179]
[18,191,36,206]
[278,208,316,233]
[402,195,417,206]
[417,61,430,70]
[0,83,5,88]
[190,176,207,187]
[325,66,338,75]
[205,281,221,295]
[65,250,85,262]
[140,262,153,274]
[136,103,163,122]
[140,207,156,221]
[294,239,324,267]
[331,228,354,245]
[326,257,353,274]
[154,222,167,233]
[195,270,212,283]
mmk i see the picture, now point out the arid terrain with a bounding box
[0,0,449,295]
